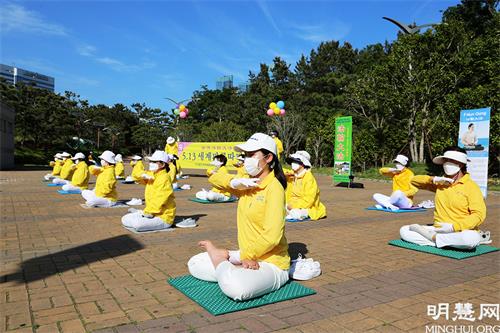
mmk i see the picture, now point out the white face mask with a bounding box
[244,157,263,176]
[443,162,460,176]
[211,159,223,167]
[291,162,301,171]
[100,160,107,166]
[395,163,404,171]
[149,163,159,172]
[74,159,80,164]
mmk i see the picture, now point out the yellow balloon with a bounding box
[269,102,277,109]
[179,104,186,111]
[274,108,280,115]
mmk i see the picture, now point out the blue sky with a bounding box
[1,0,458,110]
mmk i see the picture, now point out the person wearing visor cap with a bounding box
[61,152,90,192]
[114,154,125,179]
[269,130,284,160]
[400,147,488,249]
[44,153,63,180]
[125,155,144,182]
[81,150,118,207]
[122,150,179,231]
[52,152,75,185]
[188,133,290,301]
[196,155,233,202]
[165,136,183,178]
[372,154,418,211]
[233,154,247,178]
[285,150,326,221]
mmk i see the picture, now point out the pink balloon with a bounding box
[179,111,187,119]
[267,109,274,116]
[184,108,189,115]
[280,109,286,116]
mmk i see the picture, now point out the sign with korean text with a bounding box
[178,142,243,170]
[458,107,491,198]
[333,116,353,183]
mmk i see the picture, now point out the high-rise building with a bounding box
[238,81,250,93]
[216,75,233,90]
[0,64,55,91]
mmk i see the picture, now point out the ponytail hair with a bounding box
[261,149,287,190]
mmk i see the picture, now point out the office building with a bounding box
[216,75,233,90]
[0,64,55,91]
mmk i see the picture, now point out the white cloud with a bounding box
[256,0,281,36]
[292,21,351,43]
[96,57,156,72]
[0,3,67,36]
[77,44,97,57]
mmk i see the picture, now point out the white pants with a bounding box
[286,208,309,220]
[62,184,81,192]
[121,212,172,231]
[188,252,289,301]
[52,178,69,185]
[400,225,481,249]
[373,190,412,210]
[44,173,55,180]
[195,190,230,202]
[81,189,115,208]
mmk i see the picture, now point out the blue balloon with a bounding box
[277,101,285,109]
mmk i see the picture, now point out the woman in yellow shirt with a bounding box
[62,153,89,192]
[114,154,125,179]
[44,153,63,180]
[400,147,487,249]
[372,154,418,210]
[270,130,284,160]
[81,150,118,207]
[165,136,183,178]
[188,133,290,301]
[52,152,75,184]
[285,150,326,221]
[125,155,144,182]
[195,155,233,201]
[122,150,179,231]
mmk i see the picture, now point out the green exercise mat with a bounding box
[388,239,499,260]
[168,274,316,315]
[188,198,238,204]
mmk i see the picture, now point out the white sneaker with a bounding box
[126,198,142,206]
[181,184,192,190]
[289,254,321,280]
[479,230,492,245]
[175,218,197,228]
[418,200,435,209]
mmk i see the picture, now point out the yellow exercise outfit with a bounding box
[206,166,231,197]
[165,141,182,174]
[379,167,418,202]
[70,161,90,190]
[286,170,326,220]
[273,137,284,159]
[140,169,176,225]
[90,166,118,202]
[235,164,247,178]
[59,159,75,180]
[115,162,125,179]
[210,170,290,269]
[411,174,486,231]
[130,160,145,181]
[51,160,62,176]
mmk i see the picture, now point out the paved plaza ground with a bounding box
[1,167,499,333]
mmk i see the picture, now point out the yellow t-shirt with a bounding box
[60,159,75,180]
[141,169,176,224]
[91,165,118,202]
[286,170,326,220]
[71,161,90,189]
[379,167,418,201]
[131,161,145,181]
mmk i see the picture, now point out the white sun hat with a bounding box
[54,153,63,159]
[433,150,469,165]
[147,150,171,163]
[393,154,409,166]
[131,155,142,160]
[115,154,123,162]
[287,150,312,168]
[167,136,175,144]
[98,150,116,164]
[235,133,277,156]
[60,152,71,158]
[71,152,85,160]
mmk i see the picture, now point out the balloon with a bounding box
[267,109,274,116]
[269,102,277,109]
[179,111,187,118]
[174,108,180,115]
[184,108,189,115]
[280,109,286,116]
[179,104,186,111]
[277,101,285,109]
[273,108,280,115]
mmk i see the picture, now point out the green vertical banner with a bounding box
[333,116,353,183]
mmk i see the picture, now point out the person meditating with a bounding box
[372,154,418,210]
[81,150,118,208]
[188,133,290,301]
[400,147,488,249]
[285,150,326,221]
[196,154,233,202]
[61,152,89,192]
